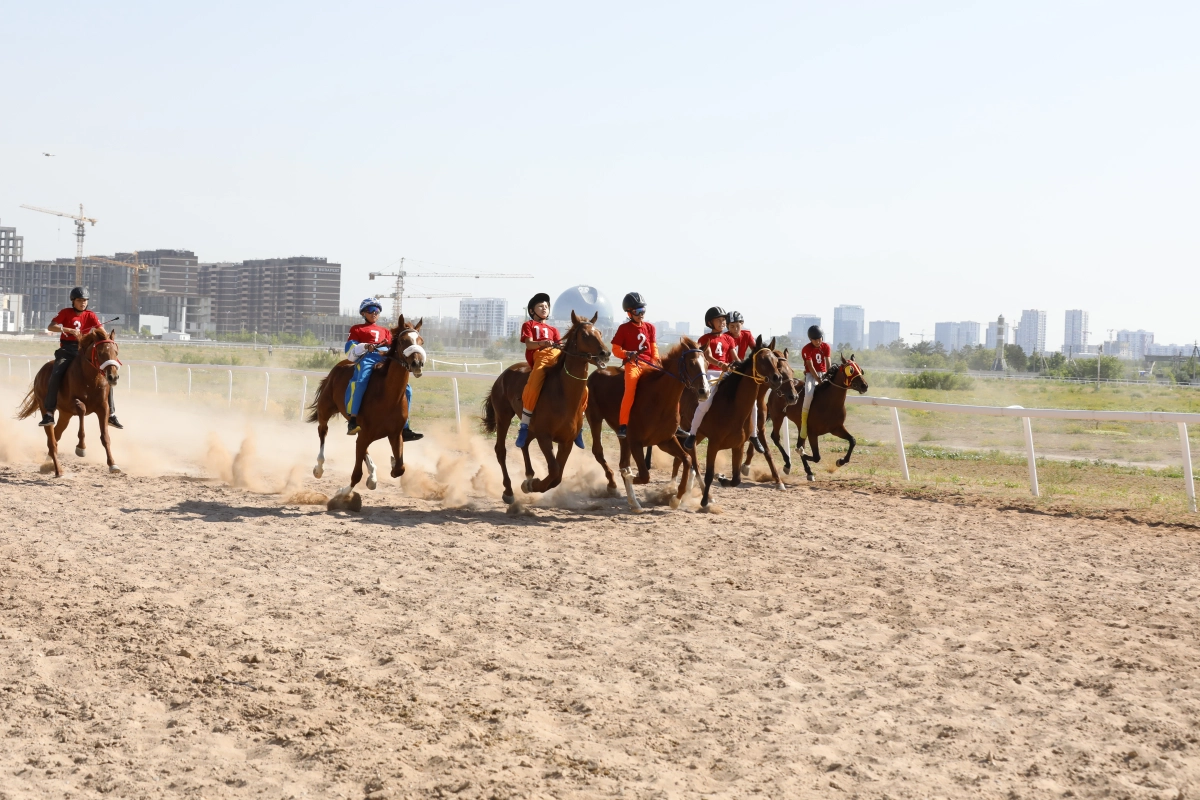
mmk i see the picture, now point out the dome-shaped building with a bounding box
[550,285,616,329]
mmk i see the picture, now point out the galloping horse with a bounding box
[585,338,708,512]
[482,311,609,505]
[742,355,868,481]
[676,337,790,507]
[306,316,426,499]
[17,327,123,477]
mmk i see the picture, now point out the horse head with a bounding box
[84,328,121,386]
[567,311,610,368]
[750,336,788,391]
[391,315,426,377]
[836,355,868,394]
[672,336,709,400]
[774,346,800,405]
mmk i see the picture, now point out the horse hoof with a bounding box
[669,495,681,510]
[109,465,122,474]
[740,464,749,477]
[520,478,535,493]
[776,482,786,491]
[607,486,619,497]
[836,458,847,467]
[366,476,377,490]
[783,464,791,475]
[313,465,324,479]
[75,446,86,458]
[502,493,515,505]
[806,474,815,482]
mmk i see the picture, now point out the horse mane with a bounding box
[662,336,698,363]
[79,327,110,349]
[548,317,591,375]
[721,341,767,395]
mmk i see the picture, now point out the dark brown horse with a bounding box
[585,338,708,512]
[676,337,789,507]
[482,311,609,505]
[742,356,868,481]
[17,327,123,477]
[306,317,426,501]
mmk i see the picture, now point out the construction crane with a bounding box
[85,253,148,318]
[20,203,97,286]
[368,257,533,317]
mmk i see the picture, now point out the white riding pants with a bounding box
[689,370,724,436]
[802,374,818,413]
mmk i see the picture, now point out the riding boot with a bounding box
[402,427,423,442]
[515,424,530,448]
[347,415,361,435]
[574,429,585,449]
[751,435,765,453]
[799,410,809,441]
[675,427,689,440]
[616,424,627,439]
[42,349,74,423]
[683,434,696,450]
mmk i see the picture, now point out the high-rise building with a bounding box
[459,297,509,339]
[0,219,23,267]
[1063,310,1089,355]
[934,322,958,353]
[1116,329,1154,360]
[832,305,864,350]
[1015,309,1047,355]
[674,321,690,336]
[933,321,981,352]
[202,256,341,336]
[0,294,24,332]
[868,320,901,349]
[790,314,821,340]
[506,314,524,337]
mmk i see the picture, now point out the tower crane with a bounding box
[86,253,148,318]
[368,257,533,317]
[20,204,97,286]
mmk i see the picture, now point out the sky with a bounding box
[3,1,1198,348]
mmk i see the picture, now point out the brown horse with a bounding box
[676,337,789,507]
[742,355,869,481]
[17,327,123,477]
[585,338,708,511]
[482,311,609,505]
[306,317,425,501]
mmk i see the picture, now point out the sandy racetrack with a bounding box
[1,383,1198,799]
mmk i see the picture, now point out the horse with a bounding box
[306,316,426,501]
[17,327,123,477]
[741,355,869,481]
[734,347,800,483]
[584,338,709,512]
[482,311,609,505]
[675,337,789,508]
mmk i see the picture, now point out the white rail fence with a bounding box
[5,354,1197,512]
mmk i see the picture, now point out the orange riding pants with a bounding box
[619,360,649,425]
[521,348,588,414]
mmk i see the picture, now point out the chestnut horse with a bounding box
[17,327,123,477]
[585,338,708,512]
[741,356,869,481]
[676,337,789,507]
[306,316,426,500]
[482,311,609,505]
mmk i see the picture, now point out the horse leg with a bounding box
[754,423,785,490]
[741,439,754,476]
[538,437,573,494]
[617,439,643,512]
[74,404,87,458]
[335,436,369,499]
[388,431,404,478]
[45,413,65,478]
[834,427,857,468]
[98,411,119,473]
[800,436,820,482]
[771,414,791,475]
[313,417,329,478]
[728,444,745,487]
[633,439,652,485]
[522,434,557,494]
[657,436,693,510]
[521,443,535,481]
[700,446,718,508]
[588,415,617,496]
[492,401,517,504]
[364,451,378,490]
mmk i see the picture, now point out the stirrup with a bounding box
[683,434,696,450]
[347,416,361,435]
[616,424,627,439]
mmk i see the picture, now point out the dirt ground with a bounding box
[2,383,1199,799]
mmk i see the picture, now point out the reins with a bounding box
[86,335,122,375]
[629,348,704,387]
[559,324,607,381]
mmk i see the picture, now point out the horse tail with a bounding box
[481,394,497,434]
[16,383,41,420]
[304,376,328,423]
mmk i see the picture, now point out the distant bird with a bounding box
[42,152,55,157]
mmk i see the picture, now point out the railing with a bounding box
[4,353,1196,512]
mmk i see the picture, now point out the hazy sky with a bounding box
[3,1,1198,348]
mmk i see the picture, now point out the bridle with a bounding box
[631,347,708,396]
[725,347,785,389]
[389,327,426,371]
[831,359,865,391]
[87,336,122,376]
[560,323,610,380]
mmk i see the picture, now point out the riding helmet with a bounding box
[808,324,824,340]
[70,286,89,301]
[527,292,551,318]
[704,306,728,328]
[359,297,383,314]
[727,310,744,324]
[622,292,647,312]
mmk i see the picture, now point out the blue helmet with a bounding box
[359,297,383,314]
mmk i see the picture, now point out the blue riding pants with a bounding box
[345,354,412,428]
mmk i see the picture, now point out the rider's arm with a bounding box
[804,358,820,380]
[611,342,628,361]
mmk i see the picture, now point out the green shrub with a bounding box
[878,371,975,391]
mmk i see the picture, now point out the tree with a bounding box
[1004,344,1027,371]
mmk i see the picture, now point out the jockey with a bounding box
[515,293,585,450]
[39,287,122,430]
[682,306,736,451]
[726,310,763,453]
[344,298,422,441]
[799,324,832,439]
[610,292,659,439]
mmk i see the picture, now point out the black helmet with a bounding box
[527,292,551,318]
[704,306,728,328]
[807,325,823,340]
[622,292,647,312]
[70,287,89,301]
[727,310,744,324]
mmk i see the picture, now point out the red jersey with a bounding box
[520,319,561,366]
[51,308,102,345]
[801,341,832,375]
[730,329,755,361]
[611,321,657,362]
[698,331,736,365]
[346,323,393,348]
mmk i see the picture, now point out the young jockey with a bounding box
[610,292,659,439]
[682,306,736,450]
[39,287,122,430]
[726,310,763,453]
[515,293,585,450]
[344,298,422,441]
[799,324,832,440]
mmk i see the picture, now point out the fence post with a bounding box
[300,376,308,419]
[128,363,132,392]
[263,372,270,412]
[7,357,10,380]
[1180,422,1196,513]
[187,368,192,396]
[1022,416,1040,497]
[890,406,910,481]
[28,357,32,381]
[451,377,461,433]
[227,370,233,407]
[153,365,159,394]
